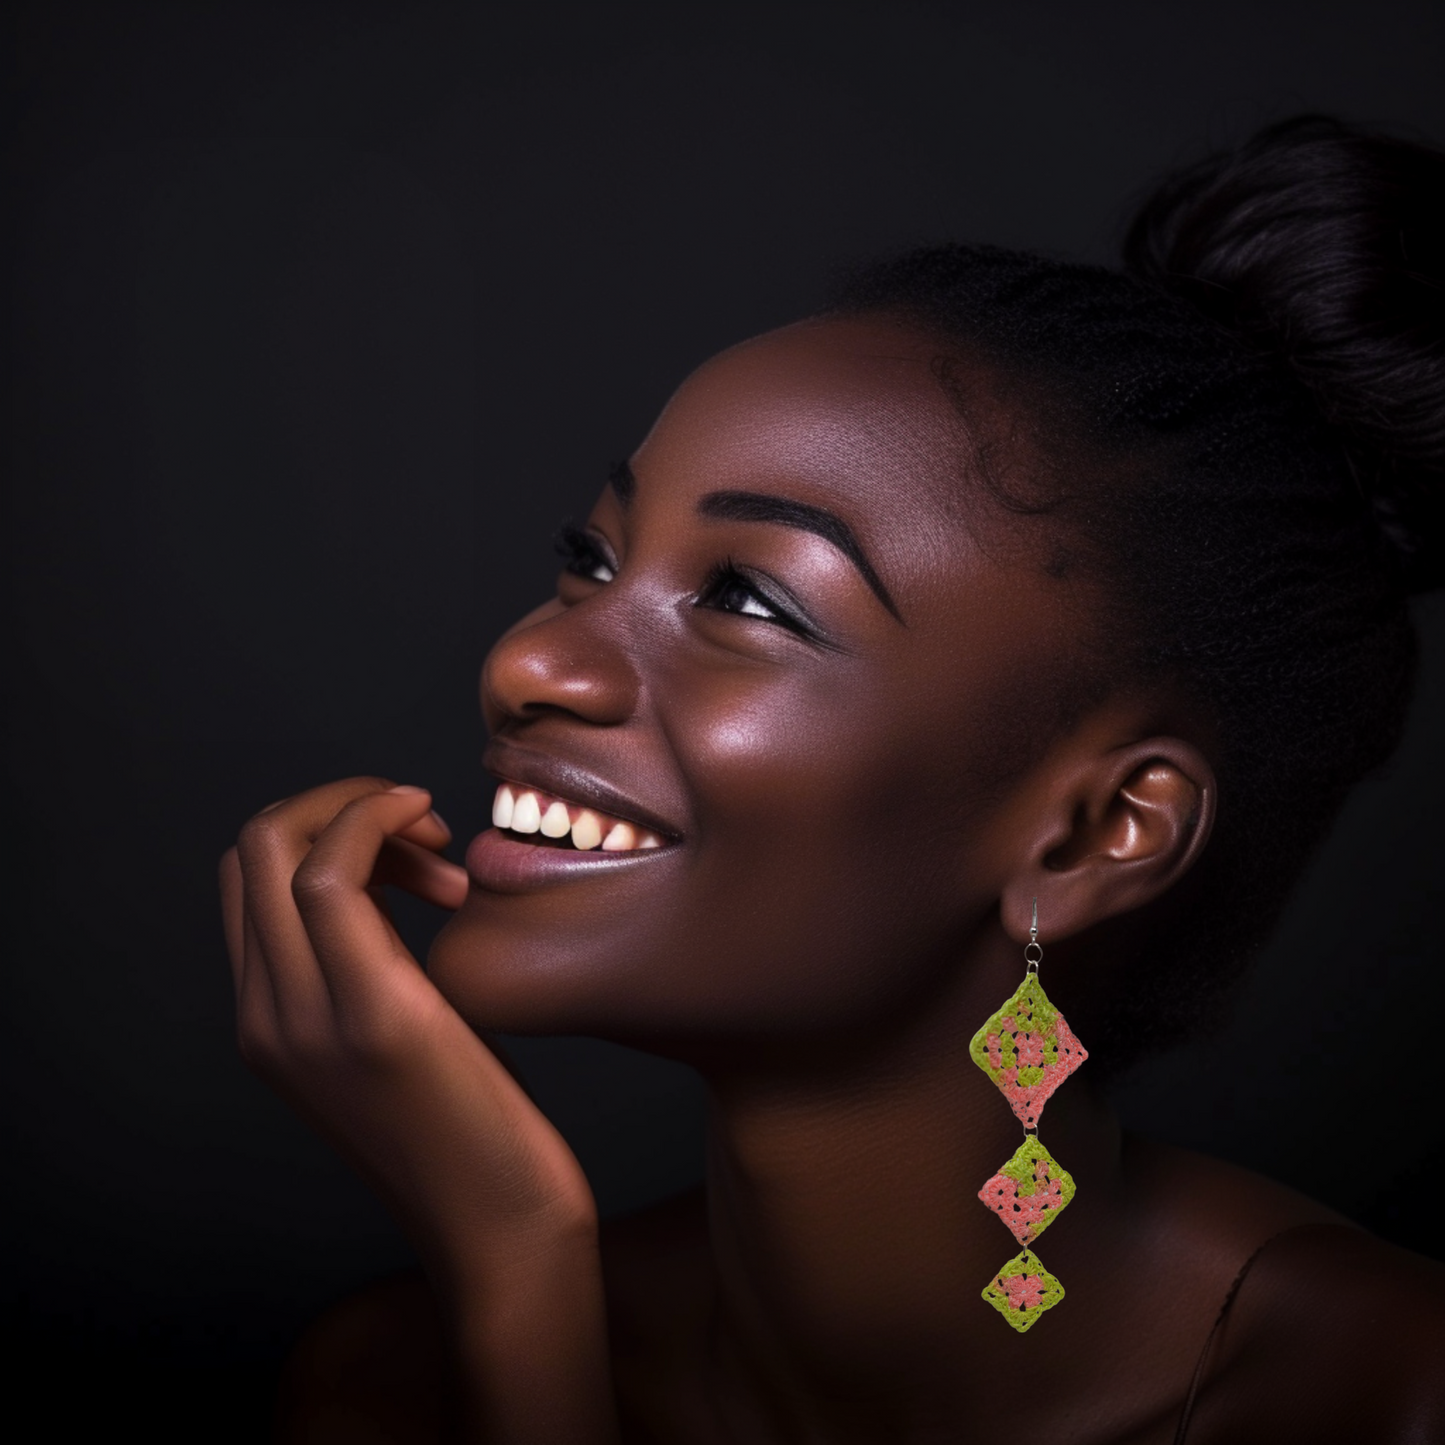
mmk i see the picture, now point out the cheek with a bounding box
[429,648,1021,1045]
[654,667,992,1025]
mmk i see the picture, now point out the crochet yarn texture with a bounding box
[977,1135,1077,1246]
[981,1250,1066,1333]
[971,964,1087,1332]
[968,973,1088,1129]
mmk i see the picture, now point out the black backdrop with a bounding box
[7,2,1444,1437]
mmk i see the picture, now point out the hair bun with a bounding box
[1123,115,1445,592]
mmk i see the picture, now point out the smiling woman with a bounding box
[221,117,1445,1444]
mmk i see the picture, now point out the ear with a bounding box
[1000,736,1216,946]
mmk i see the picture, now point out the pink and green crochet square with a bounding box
[968,974,1088,1129]
[979,1136,1076,1246]
[981,1249,1066,1333]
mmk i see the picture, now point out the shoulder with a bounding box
[1189,1225,1445,1444]
[1128,1137,1445,1444]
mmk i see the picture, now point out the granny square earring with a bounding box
[970,900,1088,1332]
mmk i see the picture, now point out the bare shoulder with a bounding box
[1127,1136,1445,1443]
[1190,1226,1445,1444]
[274,1270,450,1445]
[266,1197,709,1445]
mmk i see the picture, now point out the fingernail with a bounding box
[428,810,451,834]
[388,784,429,795]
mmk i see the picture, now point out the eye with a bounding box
[555,523,617,584]
[696,560,809,636]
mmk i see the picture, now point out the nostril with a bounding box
[481,602,640,729]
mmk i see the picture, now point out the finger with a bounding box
[372,836,471,911]
[219,847,247,1001]
[248,778,449,851]
[395,804,453,852]
[254,775,396,818]
[222,846,289,1063]
[238,904,283,1047]
[289,788,443,1006]
[235,777,403,1012]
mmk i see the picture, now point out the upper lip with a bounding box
[482,738,683,841]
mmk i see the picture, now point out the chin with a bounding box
[426,893,621,1035]
[423,886,932,1071]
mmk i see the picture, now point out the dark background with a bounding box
[6,1,1444,1437]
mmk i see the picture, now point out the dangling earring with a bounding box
[971,899,1088,1332]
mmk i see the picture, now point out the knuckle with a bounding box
[290,860,346,907]
[236,813,287,866]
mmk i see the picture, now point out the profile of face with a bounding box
[427,317,1140,1063]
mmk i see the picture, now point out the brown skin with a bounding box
[224,318,1445,1444]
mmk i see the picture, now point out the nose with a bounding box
[481,597,642,734]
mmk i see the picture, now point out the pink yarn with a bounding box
[979,1165,1064,1244]
[1001,1273,1047,1312]
[1015,1033,1045,1068]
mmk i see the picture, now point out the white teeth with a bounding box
[601,822,638,851]
[510,791,542,834]
[498,786,665,852]
[492,784,515,830]
[539,800,571,837]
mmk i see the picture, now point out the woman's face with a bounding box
[428,317,1091,1056]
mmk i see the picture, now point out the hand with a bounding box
[219,777,596,1271]
[221,779,619,1442]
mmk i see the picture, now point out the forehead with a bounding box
[631,317,977,571]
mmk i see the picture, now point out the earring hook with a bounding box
[1025,897,1042,972]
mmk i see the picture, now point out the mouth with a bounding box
[490,782,667,853]
[464,740,683,892]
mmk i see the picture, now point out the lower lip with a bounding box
[465,827,676,893]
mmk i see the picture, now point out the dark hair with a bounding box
[830,116,1445,1071]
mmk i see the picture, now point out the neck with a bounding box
[694,947,1128,1438]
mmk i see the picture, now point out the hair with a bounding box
[829,116,1445,1072]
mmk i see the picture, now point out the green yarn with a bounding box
[967,971,1088,1130]
[978,1135,1076,1245]
[968,974,1059,1078]
[981,1249,1066,1333]
[998,1136,1075,1203]
[972,969,1090,1329]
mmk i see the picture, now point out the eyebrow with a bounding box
[698,489,903,622]
[607,461,902,622]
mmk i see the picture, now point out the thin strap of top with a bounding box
[1172,1222,1360,1445]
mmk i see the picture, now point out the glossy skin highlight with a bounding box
[223,317,1445,1445]
[431,319,1185,1056]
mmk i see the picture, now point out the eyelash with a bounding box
[554,526,809,636]
[696,558,808,635]
[555,523,616,583]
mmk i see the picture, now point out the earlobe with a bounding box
[1003,738,1216,944]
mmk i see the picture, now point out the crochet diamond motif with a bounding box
[981,1249,1065,1333]
[978,1136,1076,1246]
[968,973,1088,1129]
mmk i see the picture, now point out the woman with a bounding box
[221,116,1445,1443]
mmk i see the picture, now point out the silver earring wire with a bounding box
[1025,897,1043,973]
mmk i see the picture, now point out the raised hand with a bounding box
[220,778,619,1443]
